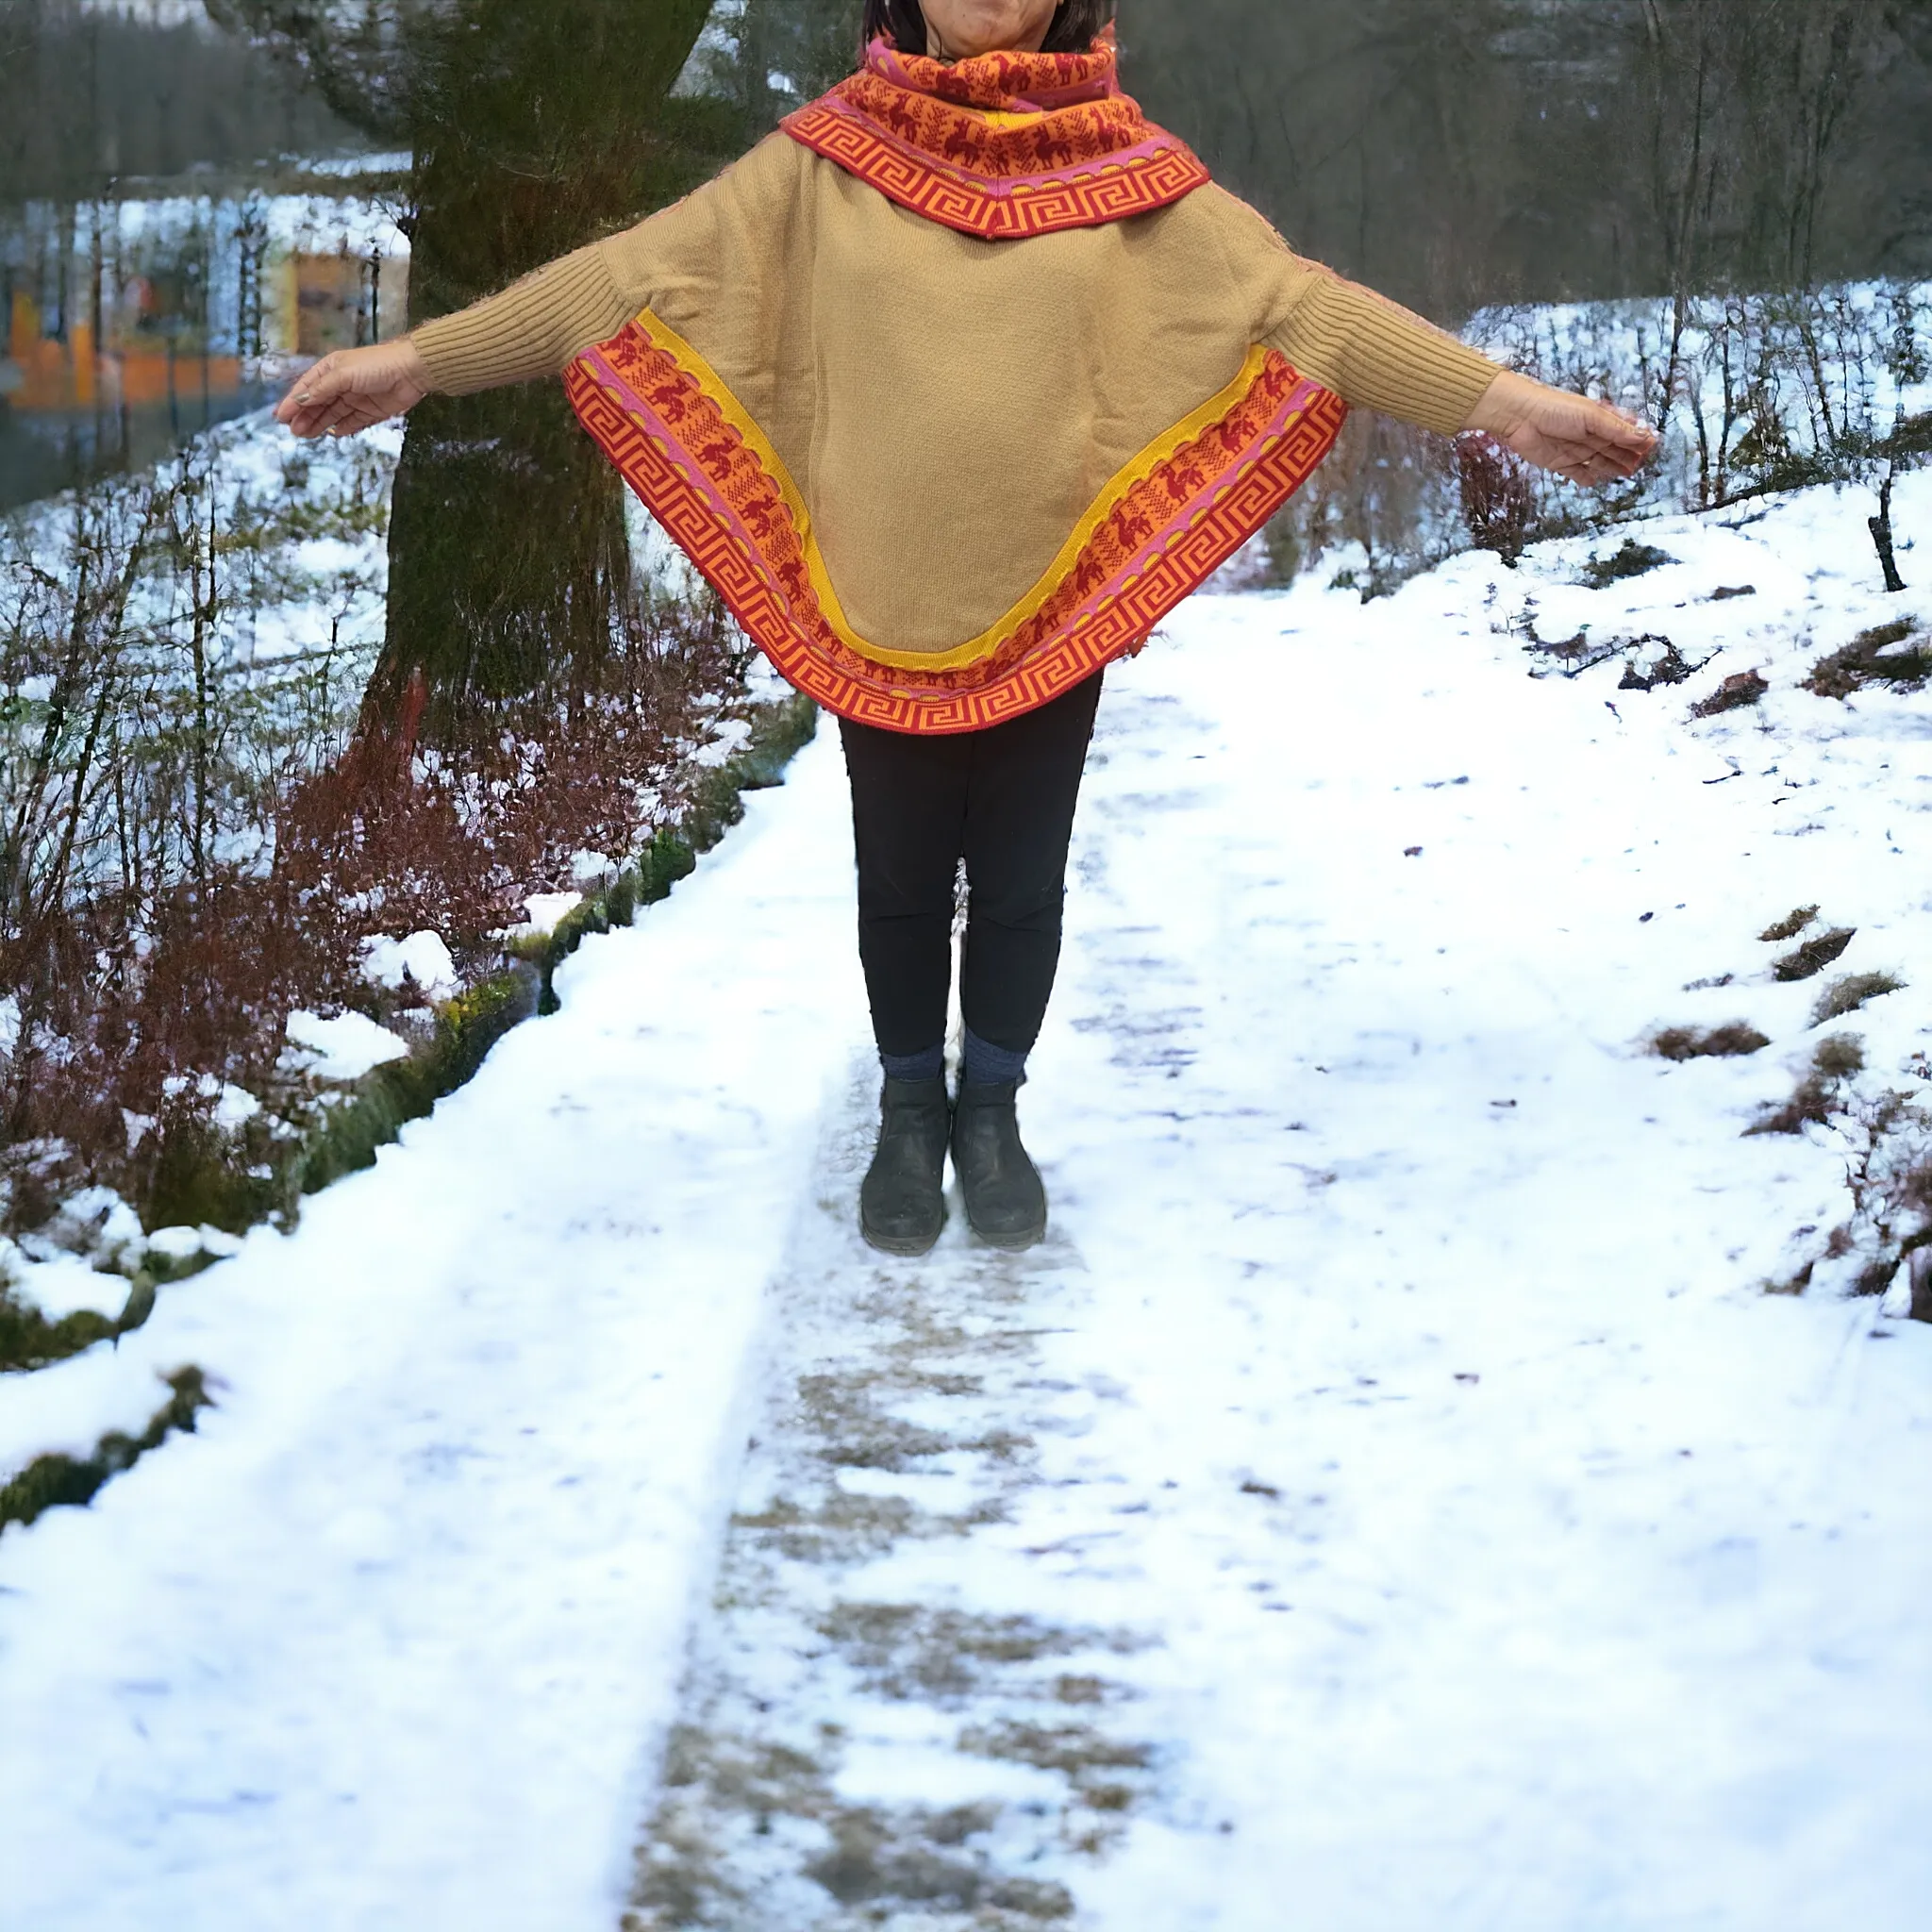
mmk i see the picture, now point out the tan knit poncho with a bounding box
[411,33,1502,733]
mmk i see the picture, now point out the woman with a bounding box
[278,0,1656,1257]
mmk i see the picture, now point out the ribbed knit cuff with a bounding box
[408,244,632,397]
[1285,271,1502,438]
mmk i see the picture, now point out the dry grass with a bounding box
[1618,636,1711,691]
[1651,1023,1771,1060]
[1690,669,1769,718]
[1580,538,1675,587]
[1811,971,1905,1024]
[1744,1035,1865,1136]
[1803,620,1932,700]
[1758,904,1820,942]
[1772,925,1857,982]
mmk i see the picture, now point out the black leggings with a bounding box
[839,673,1104,1058]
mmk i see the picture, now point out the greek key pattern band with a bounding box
[564,331,1346,736]
[781,99,1208,239]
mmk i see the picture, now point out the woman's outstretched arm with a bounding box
[1200,187,1657,481]
[1266,265,1656,481]
[275,132,808,441]
[273,240,637,441]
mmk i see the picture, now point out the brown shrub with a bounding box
[1457,432,1536,565]
[1803,620,1932,700]
[1652,1024,1771,1060]
[1690,669,1769,718]
[1,608,759,1240]
[1744,1036,1864,1136]
[1811,972,1905,1024]
[1773,926,1857,982]
[1758,905,1819,942]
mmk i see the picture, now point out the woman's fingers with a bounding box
[275,353,343,425]
[1510,391,1659,485]
[275,344,428,439]
[311,391,359,434]
[284,385,393,439]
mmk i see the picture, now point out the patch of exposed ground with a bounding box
[625,1065,1164,1930]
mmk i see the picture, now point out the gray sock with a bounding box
[961,1026,1028,1088]
[880,1042,945,1083]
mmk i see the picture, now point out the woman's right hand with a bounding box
[1463,368,1657,486]
[274,339,432,440]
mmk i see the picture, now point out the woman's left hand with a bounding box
[1463,368,1658,485]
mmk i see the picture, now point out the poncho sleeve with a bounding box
[1193,184,1503,438]
[408,133,808,397]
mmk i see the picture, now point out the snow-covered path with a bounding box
[5,482,1931,1929]
[629,551,1932,1929]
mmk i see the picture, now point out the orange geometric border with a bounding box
[564,317,1347,736]
[781,92,1208,240]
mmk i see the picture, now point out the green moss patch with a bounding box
[1,1265,156,1374]
[0,1290,120,1374]
[0,1367,212,1535]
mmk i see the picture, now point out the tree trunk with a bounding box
[1910,1245,1932,1324]
[1868,469,1907,592]
[365,0,721,741]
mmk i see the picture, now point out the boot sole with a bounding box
[965,1216,1046,1251]
[860,1212,945,1257]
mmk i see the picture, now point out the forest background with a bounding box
[8,0,1932,308]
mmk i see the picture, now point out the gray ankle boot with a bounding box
[950,1079,1047,1249]
[859,1075,951,1256]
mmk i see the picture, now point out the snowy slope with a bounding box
[2,474,1929,1929]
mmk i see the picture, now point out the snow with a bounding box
[13,1185,146,1271]
[518,890,584,936]
[2,474,1929,1927]
[162,1073,261,1132]
[0,1239,129,1324]
[359,929,460,1003]
[688,716,753,766]
[144,1224,244,1264]
[295,152,415,179]
[5,412,399,908]
[280,1008,412,1082]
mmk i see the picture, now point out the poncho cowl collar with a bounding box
[780,29,1209,240]
[864,28,1123,112]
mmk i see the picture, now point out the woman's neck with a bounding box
[923,24,1058,61]
[926,35,1052,59]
